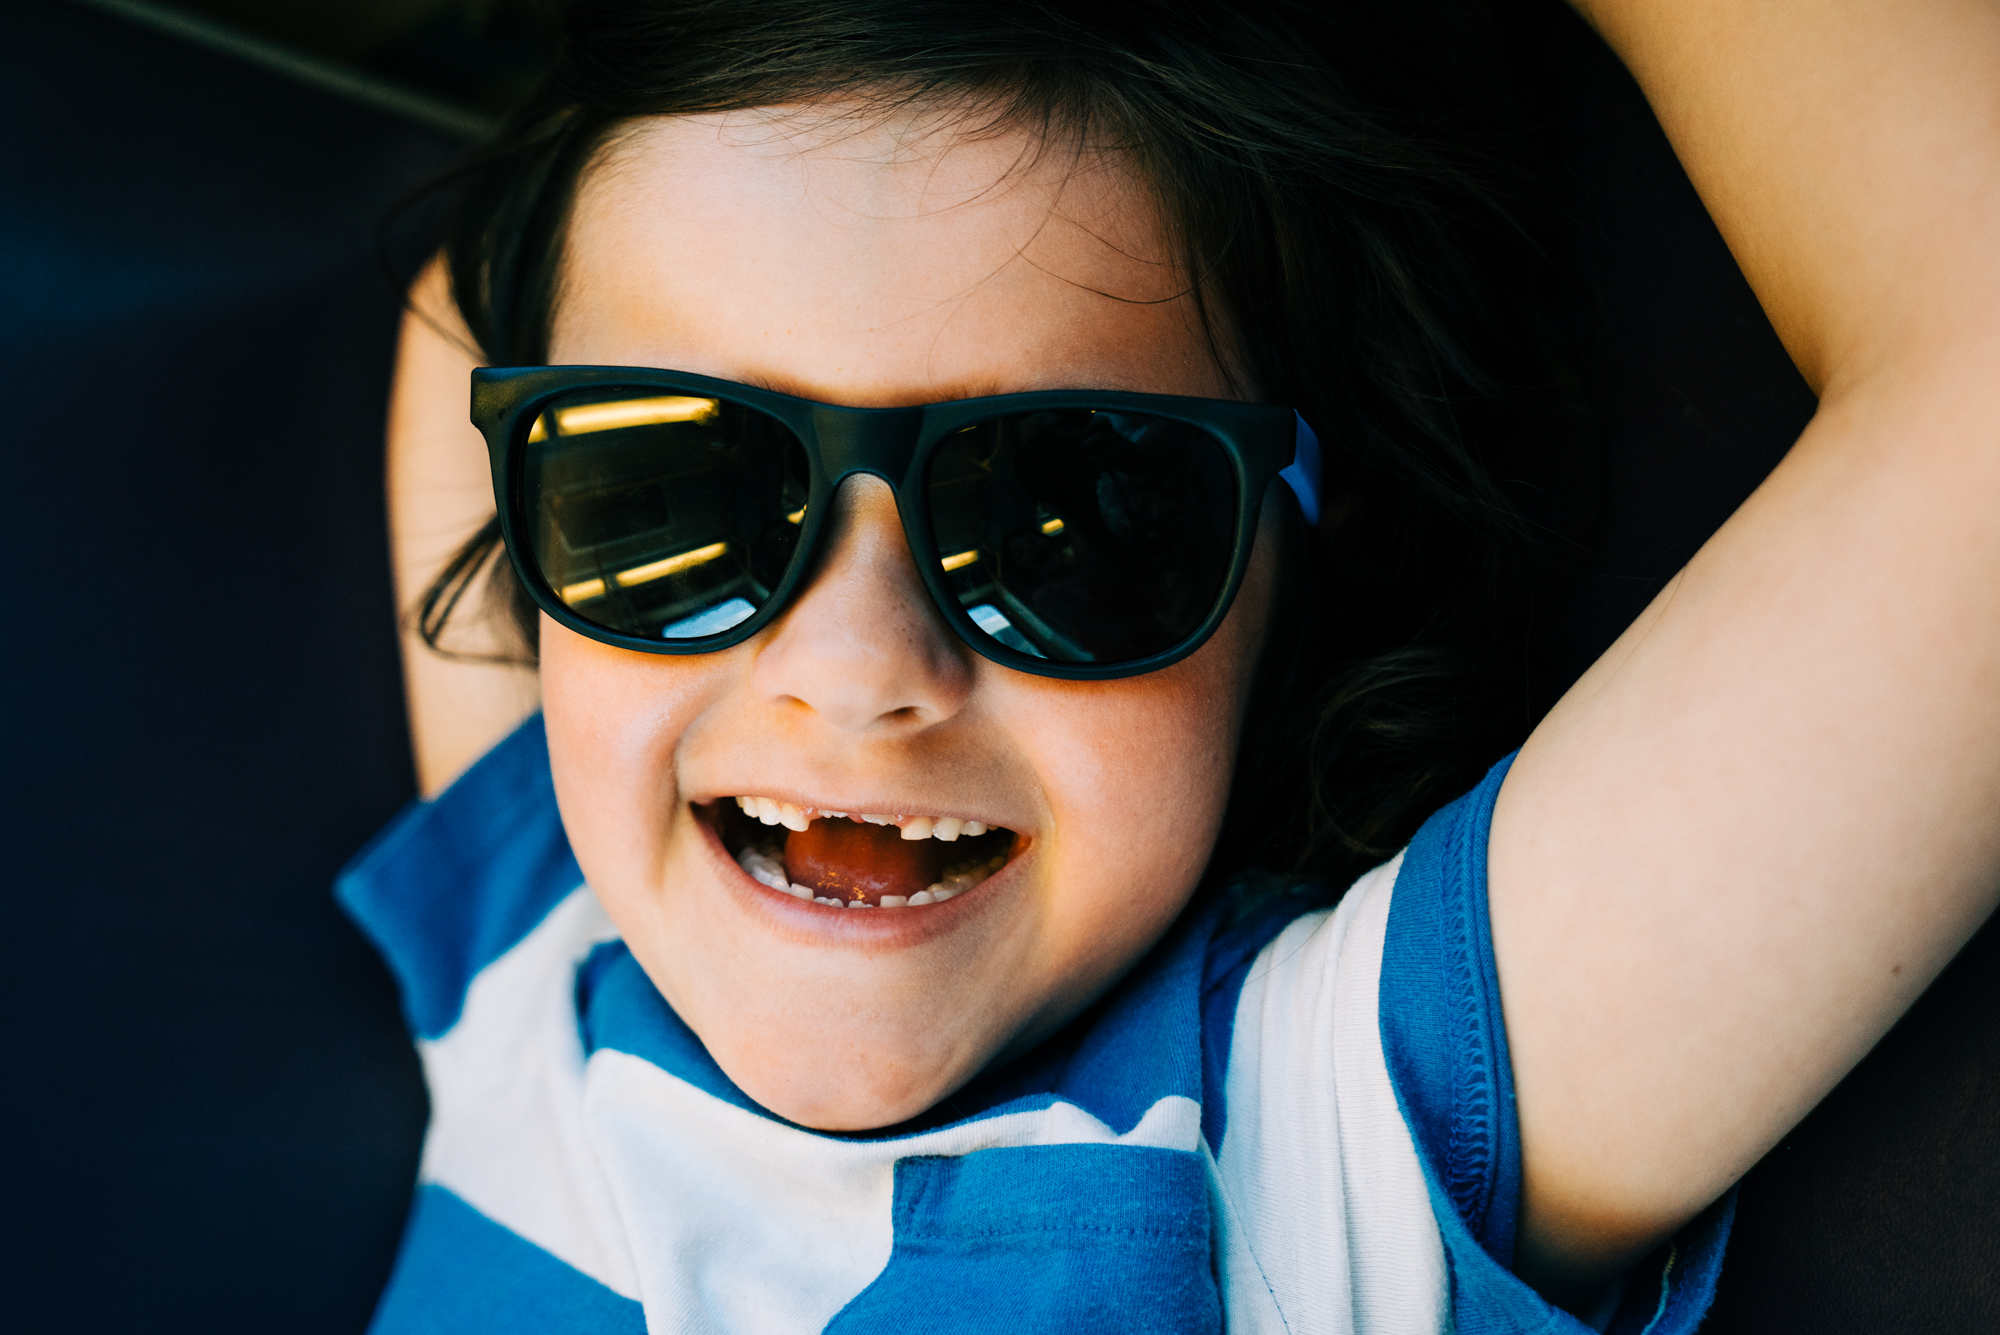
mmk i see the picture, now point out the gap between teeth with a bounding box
[733,843,1005,908]
[733,795,987,841]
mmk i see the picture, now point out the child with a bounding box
[352,0,2000,1329]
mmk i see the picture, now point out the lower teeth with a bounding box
[737,848,811,900]
[734,841,1005,908]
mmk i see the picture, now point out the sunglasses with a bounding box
[471,366,1307,680]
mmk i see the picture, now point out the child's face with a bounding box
[542,107,1279,1130]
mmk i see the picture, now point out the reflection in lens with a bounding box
[530,395,720,441]
[522,390,809,641]
[927,410,1236,663]
[967,602,1038,655]
[662,596,756,638]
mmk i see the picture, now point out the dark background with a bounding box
[147,0,558,115]
[0,0,1992,1329]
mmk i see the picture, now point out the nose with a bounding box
[749,475,974,733]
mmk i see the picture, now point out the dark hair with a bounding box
[420,0,1593,896]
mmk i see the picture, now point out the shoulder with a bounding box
[335,714,586,1039]
[1383,756,1733,1332]
[1209,756,1733,1333]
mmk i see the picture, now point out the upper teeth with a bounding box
[733,795,988,841]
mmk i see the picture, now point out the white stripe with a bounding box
[416,888,638,1296]
[1213,854,1448,1334]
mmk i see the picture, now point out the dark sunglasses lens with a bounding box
[519,390,810,641]
[926,410,1239,664]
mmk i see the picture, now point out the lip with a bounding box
[690,801,1025,946]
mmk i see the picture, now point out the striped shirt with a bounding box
[338,719,1730,1333]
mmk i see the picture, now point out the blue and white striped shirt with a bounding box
[338,719,1730,1333]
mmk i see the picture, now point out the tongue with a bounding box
[783,820,950,905]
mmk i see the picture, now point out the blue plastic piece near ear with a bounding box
[1280,413,1323,526]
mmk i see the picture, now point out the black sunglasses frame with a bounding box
[471,365,1300,680]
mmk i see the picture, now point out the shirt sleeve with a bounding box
[1379,754,1735,1335]
[334,714,583,1041]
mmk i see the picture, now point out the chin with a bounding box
[711,1011,995,1132]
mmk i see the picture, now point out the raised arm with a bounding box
[1491,0,2000,1302]
[387,259,540,797]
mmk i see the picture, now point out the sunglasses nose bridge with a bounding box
[809,404,925,486]
[804,406,934,609]
[796,403,952,652]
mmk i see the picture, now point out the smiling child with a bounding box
[347,0,2000,1330]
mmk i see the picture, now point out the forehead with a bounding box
[552,105,1230,405]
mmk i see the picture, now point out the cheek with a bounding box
[539,617,731,881]
[1042,528,1275,861]
[1019,638,1260,915]
[1037,682,1239,850]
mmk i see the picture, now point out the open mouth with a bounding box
[712,796,1017,909]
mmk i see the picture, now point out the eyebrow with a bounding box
[730,367,1153,406]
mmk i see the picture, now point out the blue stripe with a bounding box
[367,1184,644,1334]
[1381,753,1522,1259]
[336,716,581,1039]
[826,1144,1219,1334]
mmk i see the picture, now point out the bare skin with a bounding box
[387,0,2000,1313]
